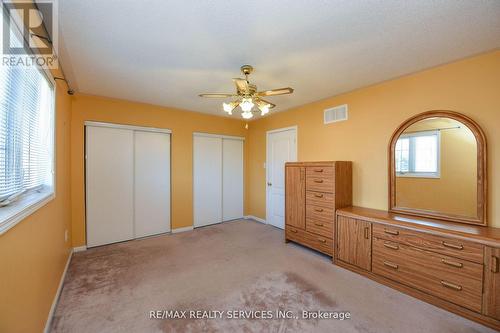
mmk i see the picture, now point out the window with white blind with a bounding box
[0,58,55,233]
[395,130,440,178]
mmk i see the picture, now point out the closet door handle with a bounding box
[364,227,370,239]
[442,241,464,250]
[314,179,324,183]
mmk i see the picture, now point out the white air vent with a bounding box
[324,104,348,124]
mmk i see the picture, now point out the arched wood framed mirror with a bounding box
[389,110,487,225]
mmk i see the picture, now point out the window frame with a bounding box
[0,11,57,235]
[396,130,441,179]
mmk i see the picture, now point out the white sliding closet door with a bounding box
[223,139,244,221]
[193,135,223,227]
[193,134,244,228]
[134,131,171,238]
[86,123,171,248]
[86,126,135,247]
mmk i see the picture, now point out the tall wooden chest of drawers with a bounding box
[285,161,352,256]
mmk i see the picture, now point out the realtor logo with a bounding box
[1,0,58,68]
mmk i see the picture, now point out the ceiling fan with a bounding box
[199,65,294,119]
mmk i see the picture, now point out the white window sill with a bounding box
[0,189,55,235]
[397,173,440,179]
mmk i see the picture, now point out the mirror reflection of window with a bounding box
[395,137,410,173]
[396,131,439,178]
[394,117,478,219]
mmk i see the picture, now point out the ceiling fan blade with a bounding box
[257,87,294,97]
[257,98,276,109]
[199,93,236,98]
[233,78,249,94]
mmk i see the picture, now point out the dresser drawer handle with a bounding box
[313,179,324,184]
[384,229,399,236]
[290,229,298,234]
[314,194,324,198]
[440,280,462,291]
[442,241,464,250]
[492,256,499,273]
[314,208,324,212]
[318,238,327,243]
[313,169,324,173]
[383,242,399,250]
[314,223,324,227]
[441,259,463,268]
[364,227,370,240]
[383,261,398,270]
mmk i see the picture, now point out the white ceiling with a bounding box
[59,0,500,119]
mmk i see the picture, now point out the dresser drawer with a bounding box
[306,204,334,224]
[306,219,333,239]
[306,191,334,208]
[286,226,306,243]
[286,226,333,256]
[306,166,334,178]
[372,238,483,312]
[373,224,484,263]
[306,167,334,193]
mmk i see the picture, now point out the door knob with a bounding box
[267,182,272,186]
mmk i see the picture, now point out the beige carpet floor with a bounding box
[51,220,495,333]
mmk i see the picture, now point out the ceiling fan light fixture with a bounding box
[258,104,270,116]
[199,65,294,118]
[223,101,238,114]
[222,102,232,114]
[241,111,254,119]
[239,98,254,112]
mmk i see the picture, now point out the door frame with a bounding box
[85,121,172,134]
[84,121,172,247]
[265,126,298,226]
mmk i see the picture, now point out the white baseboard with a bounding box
[73,245,87,252]
[44,249,73,333]
[244,215,266,224]
[172,226,194,234]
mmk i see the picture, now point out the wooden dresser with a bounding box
[336,206,500,330]
[285,161,352,256]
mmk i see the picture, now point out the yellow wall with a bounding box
[70,95,247,247]
[396,118,477,217]
[246,50,500,228]
[0,82,73,333]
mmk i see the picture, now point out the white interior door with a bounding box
[86,126,135,247]
[222,138,244,221]
[193,135,223,227]
[266,128,297,229]
[134,131,171,238]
